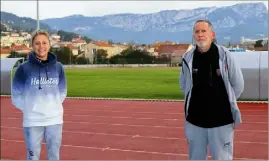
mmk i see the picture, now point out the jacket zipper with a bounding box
[182,58,192,118]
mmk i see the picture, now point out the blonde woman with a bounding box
[11,30,67,160]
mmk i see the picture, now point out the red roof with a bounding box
[92,41,113,47]
[152,41,174,48]
[155,44,190,54]
[11,45,31,51]
[0,48,11,54]
[72,39,86,43]
[67,44,78,50]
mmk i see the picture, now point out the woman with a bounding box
[11,30,67,160]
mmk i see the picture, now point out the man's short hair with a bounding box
[192,19,217,44]
[193,19,214,32]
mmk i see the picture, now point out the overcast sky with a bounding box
[1,1,268,20]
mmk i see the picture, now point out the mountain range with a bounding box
[1,11,51,32]
[1,2,268,44]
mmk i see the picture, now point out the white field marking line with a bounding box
[63,109,184,115]
[2,106,268,114]
[239,108,268,110]
[1,138,266,160]
[2,118,181,128]
[1,119,268,133]
[61,113,267,117]
[1,126,268,145]
[2,107,268,116]
[2,117,268,130]
[240,109,268,112]
[11,119,184,129]
[1,95,268,104]
[0,138,189,157]
[3,107,267,113]
[239,105,268,107]
[62,104,267,108]
[1,126,182,140]
[63,108,268,113]
[63,113,268,117]
[59,112,268,117]
[244,121,268,124]
[1,115,180,121]
[243,109,268,112]
[3,112,269,121]
[1,117,268,125]
[55,121,269,130]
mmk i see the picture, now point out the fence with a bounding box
[1,58,24,95]
[63,64,174,68]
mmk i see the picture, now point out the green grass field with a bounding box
[65,67,184,100]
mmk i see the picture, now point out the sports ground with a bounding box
[1,68,268,159]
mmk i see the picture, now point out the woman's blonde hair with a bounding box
[30,30,51,47]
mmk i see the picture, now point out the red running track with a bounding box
[1,97,268,160]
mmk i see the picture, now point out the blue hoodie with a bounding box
[11,51,67,127]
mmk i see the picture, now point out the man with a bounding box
[179,20,244,160]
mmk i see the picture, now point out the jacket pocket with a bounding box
[32,95,62,116]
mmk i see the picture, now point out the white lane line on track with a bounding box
[1,126,268,145]
[62,109,268,114]
[1,116,180,121]
[1,95,268,104]
[7,111,268,117]
[5,116,266,125]
[0,138,188,157]
[1,117,268,130]
[1,126,181,140]
[0,138,266,160]
[63,109,185,114]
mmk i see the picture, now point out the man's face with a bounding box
[193,22,215,49]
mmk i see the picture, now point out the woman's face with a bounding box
[32,34,50,60]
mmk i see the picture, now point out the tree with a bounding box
[26,28,35,33]
[96,49,108,64]
[124,50,153,64]
[7,51,28,61]
[120,46,134,57]
[109,55,126,64]
[57,30,79,42]
[76,57,88,64]
[81,36,92,43]
[54,47,73,64]
[254,40,263,47]
[7,51,20,58]
[1,24,8,32]
[110,47,154,64]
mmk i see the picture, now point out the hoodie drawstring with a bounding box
[46,66,48,80]
[39,67,42,90]
[39,66,49,90]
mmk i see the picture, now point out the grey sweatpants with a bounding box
[184,121,234,160]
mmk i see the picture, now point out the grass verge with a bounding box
[65,67,184,100]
